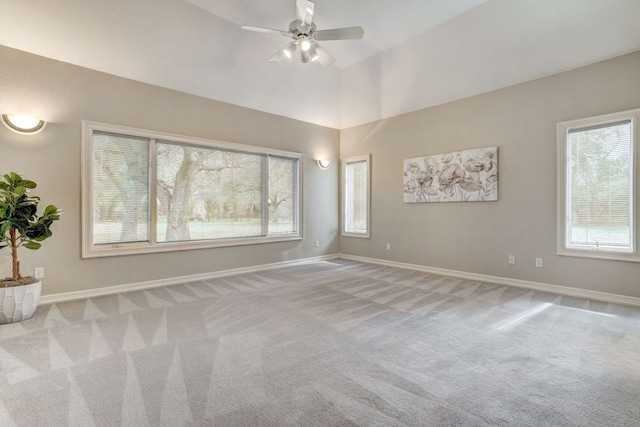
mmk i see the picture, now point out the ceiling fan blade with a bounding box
[310,42,335,66]
[268,50,285,63]
[314,26,364,41]
[241,25,291,37]
[296,0,315,27]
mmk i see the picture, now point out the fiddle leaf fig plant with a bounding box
[0,172,61,286]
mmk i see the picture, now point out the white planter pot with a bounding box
[0,281,42,324]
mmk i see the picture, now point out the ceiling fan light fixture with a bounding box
[308,45,320,62]
[283,42,297,59]
[242,0,363,66]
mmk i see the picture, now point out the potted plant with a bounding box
[0,172,61,323]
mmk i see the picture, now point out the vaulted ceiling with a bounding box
[2,0,640,129]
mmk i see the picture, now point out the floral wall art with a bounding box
[403,146,498,203]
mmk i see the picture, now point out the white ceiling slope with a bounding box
[340,0,640,128]
[1,0,640,130]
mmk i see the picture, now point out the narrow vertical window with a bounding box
[342,154,370,237]
[557,108,639,262]
[568,121,632,250]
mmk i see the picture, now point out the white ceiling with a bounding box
[1,0,640,129]
[185,0,487,68]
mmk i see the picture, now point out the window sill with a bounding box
[557,248,640,263]
[341,232,370,239]
[82,234,302,258]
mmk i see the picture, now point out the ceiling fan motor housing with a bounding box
[289,20,316,39]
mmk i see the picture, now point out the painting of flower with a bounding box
[403,146,498,203]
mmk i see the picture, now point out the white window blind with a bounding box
[92,132,150,245]
[566,120,633,252]
[269,156,299,235]
[343,155,370,236]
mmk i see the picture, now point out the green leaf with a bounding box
[20,180,36,189]
[23,241,41,250]
[10,172,22,184]
[44,205,59,216]
[14,186,26,197]
[0,222,10,236]
[26,223,47,239]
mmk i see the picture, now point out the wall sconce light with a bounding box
[1,114,47,135]
[316,159,330,170]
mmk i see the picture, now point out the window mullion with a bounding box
[294,158,300,234]
[630,120,637,253]
[149,139,158,246]
[262,155,269,236]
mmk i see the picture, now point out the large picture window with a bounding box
[83,122,302,257]
[557,108,639,262]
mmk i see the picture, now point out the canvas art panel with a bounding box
[403,146,498,203]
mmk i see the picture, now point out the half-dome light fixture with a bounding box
[1,114,47,135]
[316,159,330,170]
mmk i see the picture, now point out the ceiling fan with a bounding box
[241,0,364,66]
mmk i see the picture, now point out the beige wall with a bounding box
[0,46,340,296]
[3,44,639,300]
[340,51,640,299]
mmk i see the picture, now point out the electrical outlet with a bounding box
[535,258,543,268]
[314,240,320,248]
[386,243,391,251]
[34,267,44,279]
[508,255,516,265]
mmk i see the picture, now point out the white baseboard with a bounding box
[39,252,640,308]
[338,253,640,307]
[39,254,340,305]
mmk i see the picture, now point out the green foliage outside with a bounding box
[92,134,296,246]
[569,123,631,246]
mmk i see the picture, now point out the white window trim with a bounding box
[341,154,371,238]
[556,108,639,262]
[81,120,303,258]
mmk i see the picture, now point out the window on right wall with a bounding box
[557,108,640,262]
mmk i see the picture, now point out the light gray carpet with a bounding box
[0,259,639,426]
